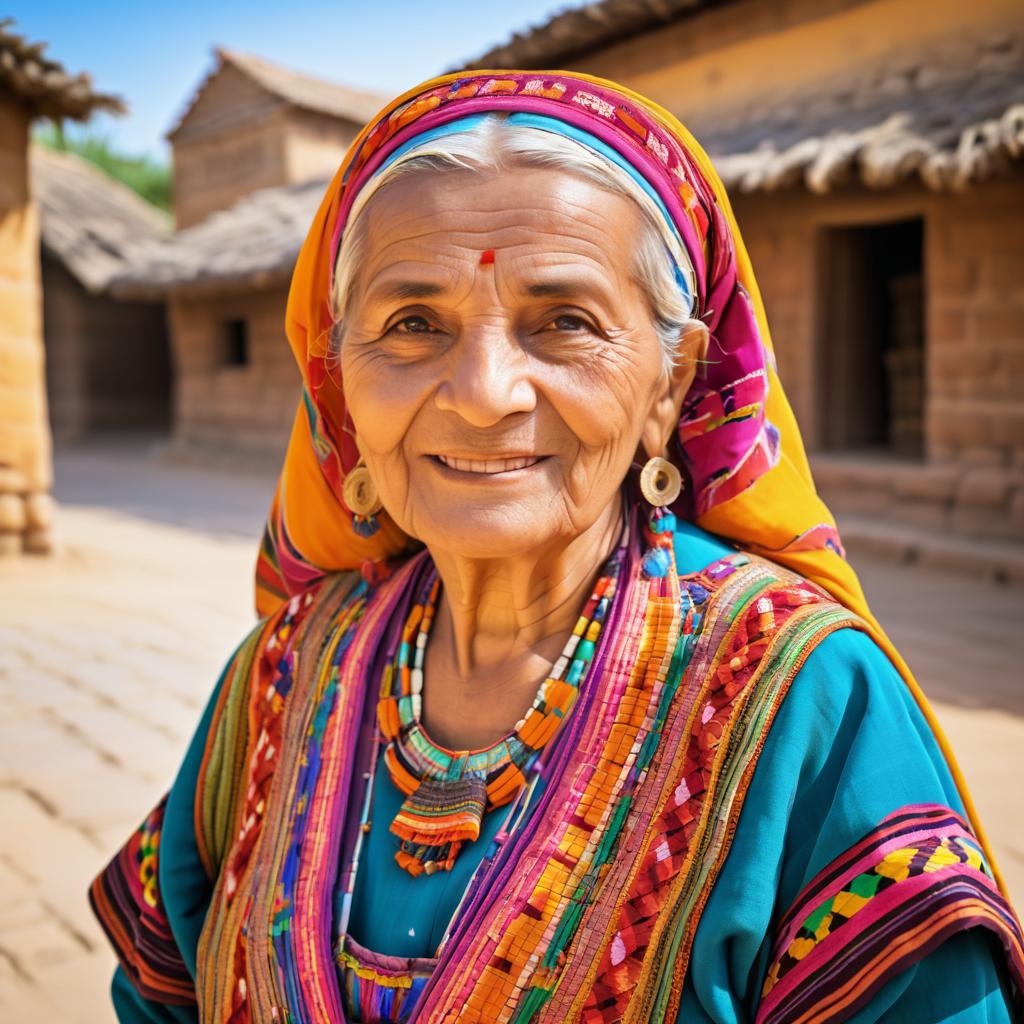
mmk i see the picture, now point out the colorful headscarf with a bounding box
[255,70,998,886]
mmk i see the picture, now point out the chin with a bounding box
[413,502,569,561]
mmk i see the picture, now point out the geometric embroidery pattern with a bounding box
[756,805,1024,1024]
[763,832,988,996]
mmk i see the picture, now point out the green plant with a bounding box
[35,122,172,211]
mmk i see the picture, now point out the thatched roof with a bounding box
[0,19,124,121]
[111,177,325,298]
[116,18,1024,298]
[31,145,169,295]
[462,0,715,70]
[463,2,1024,193]
[168,48,386,140]
[709,34,1024,194]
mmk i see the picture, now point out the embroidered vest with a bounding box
[191,548,862,1024]
[90,546,1024,1022]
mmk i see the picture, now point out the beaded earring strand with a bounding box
[338,420,384,538]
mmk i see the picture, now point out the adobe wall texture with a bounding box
[168,287,298,461]
[171,64,361,229]
[0,98,53,554]
[731,168,1024,541]
[173,108,290,230]
[563,0,1021,139]
[283,108,360,186]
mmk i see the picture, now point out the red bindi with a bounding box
[479,248,496,266]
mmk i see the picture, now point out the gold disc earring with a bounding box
[640,455,683,507]
[343,458,383,517]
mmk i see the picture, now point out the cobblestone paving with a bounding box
[1,441,1021,1022]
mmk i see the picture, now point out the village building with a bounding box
[115,51,385,463]
[32,145,171,440]
[116,178,324,460]
[169,48,384,229]
[0,20,122,554]
[465,0,1024,547]
[120,3,1023,551]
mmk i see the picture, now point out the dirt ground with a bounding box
[2,438,1021,1023]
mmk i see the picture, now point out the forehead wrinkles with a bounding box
[358,170,643,275]
[367,228,616,277]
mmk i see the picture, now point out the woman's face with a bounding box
[339,166,699,560]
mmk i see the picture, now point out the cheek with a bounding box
[340,344,434,458]
[546,340,660,460]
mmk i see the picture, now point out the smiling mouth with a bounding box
[432,454,545,475]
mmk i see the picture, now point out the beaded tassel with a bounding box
[352,511,381,538]
[641,506,677,579]
[390,774,488,876]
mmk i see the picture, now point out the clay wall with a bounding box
[172,68,290,229]
[731,168,1024,541]
[168,288,298,460]
[563,0,1021,139]
[283,108,361,185]
[0,98,53,553]
[172,66,365,228]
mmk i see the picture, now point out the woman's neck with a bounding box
[420,494,624,749]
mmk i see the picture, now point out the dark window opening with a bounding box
[819,218,924,457]
[223,319,250,367]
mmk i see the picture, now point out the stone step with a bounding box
[835,514,1024,585]
[810,453,1024,544]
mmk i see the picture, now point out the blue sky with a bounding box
[12,1,585,158]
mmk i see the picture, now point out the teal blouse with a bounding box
[109,521,1015,1022]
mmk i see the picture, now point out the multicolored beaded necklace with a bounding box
[376,538,626,877]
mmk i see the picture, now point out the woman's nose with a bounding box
[433,324,537,428]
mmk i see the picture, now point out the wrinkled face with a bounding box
[338,166,689,560]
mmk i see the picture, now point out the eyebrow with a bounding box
[525,276,610,301]
[367,275,611,304]
[526,281,575,299]
[368,280,446,302]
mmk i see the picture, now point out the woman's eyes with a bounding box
[541,313,599,335]
[545,314,587,332]
[389,314,436,335]
[380,311,600,340]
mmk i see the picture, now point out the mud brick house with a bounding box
[32,145,171,440]
[169,48,384,229]
[121,7,1024,548]
[117,178,325,459]
[117,51,385,462]
[0,20,121,554]
[466,0,1024,545]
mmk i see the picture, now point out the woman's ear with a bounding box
[639,319,709,460]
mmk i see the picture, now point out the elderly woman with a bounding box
[91,72,1023,1024]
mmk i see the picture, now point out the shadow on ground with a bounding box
[53,434,278,540]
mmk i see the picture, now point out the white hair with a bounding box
[330,114,698,371]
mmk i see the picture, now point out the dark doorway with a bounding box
[223,318,250,367]
[42,254,172,440]
[819,218,924,457]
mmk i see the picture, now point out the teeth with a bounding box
[438,455,540,474]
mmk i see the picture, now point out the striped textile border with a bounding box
[755,804,1024,1024]
[88,795,196,1005]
